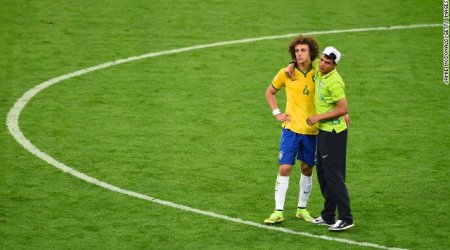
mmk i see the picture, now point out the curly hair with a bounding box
[288,35,319,62]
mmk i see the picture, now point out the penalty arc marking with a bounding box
[6,23,440,250]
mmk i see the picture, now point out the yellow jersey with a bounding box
[272,67,318,135]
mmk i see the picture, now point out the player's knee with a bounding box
[301,163,313,176]
[279,165,292,176]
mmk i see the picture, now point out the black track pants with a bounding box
[316,129,353,224]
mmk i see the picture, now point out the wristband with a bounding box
[272,108,281,116]
[288,60,296,64]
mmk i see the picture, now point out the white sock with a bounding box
[275,175,289,211]
[298,173,312,208]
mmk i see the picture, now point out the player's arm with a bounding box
[265,85,290,122]
[306,98,348,125]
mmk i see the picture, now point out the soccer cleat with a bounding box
[264,211,284,224]
[328,220,354,231]
[296,208,314,222]
[311,216,333,226]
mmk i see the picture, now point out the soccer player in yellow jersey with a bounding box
[264,35,319,224]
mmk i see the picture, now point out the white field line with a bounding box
[6,23,440,250]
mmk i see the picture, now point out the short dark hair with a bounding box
[288,35,319,61]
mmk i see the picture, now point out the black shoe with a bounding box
[328,220,354,231]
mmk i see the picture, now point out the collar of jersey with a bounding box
[295,65,313,77]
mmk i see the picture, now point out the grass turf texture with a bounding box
[1,0,448,249]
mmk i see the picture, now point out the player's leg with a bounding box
[264,164,291,224]
[296,135,316,222]
[324,130,353,231]
[312,130,336,225]
[264,129,298,224]
[296,162,314,221]
[276,164,292,211]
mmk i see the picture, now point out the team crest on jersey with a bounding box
[319,81,325,88]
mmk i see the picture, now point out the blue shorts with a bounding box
[278,128,317,167]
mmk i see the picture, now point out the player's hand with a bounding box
[306,116,319,126]
[275,113,291,123]
[343,114,351,127]
[284,62,296,79]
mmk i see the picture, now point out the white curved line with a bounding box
[7,23,440,249]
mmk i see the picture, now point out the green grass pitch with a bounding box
[1,0,448,249]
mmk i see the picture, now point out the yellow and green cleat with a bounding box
[264,211,284,224]
[296,208,314,222]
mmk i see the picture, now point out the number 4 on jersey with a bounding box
[303,85,310,96]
